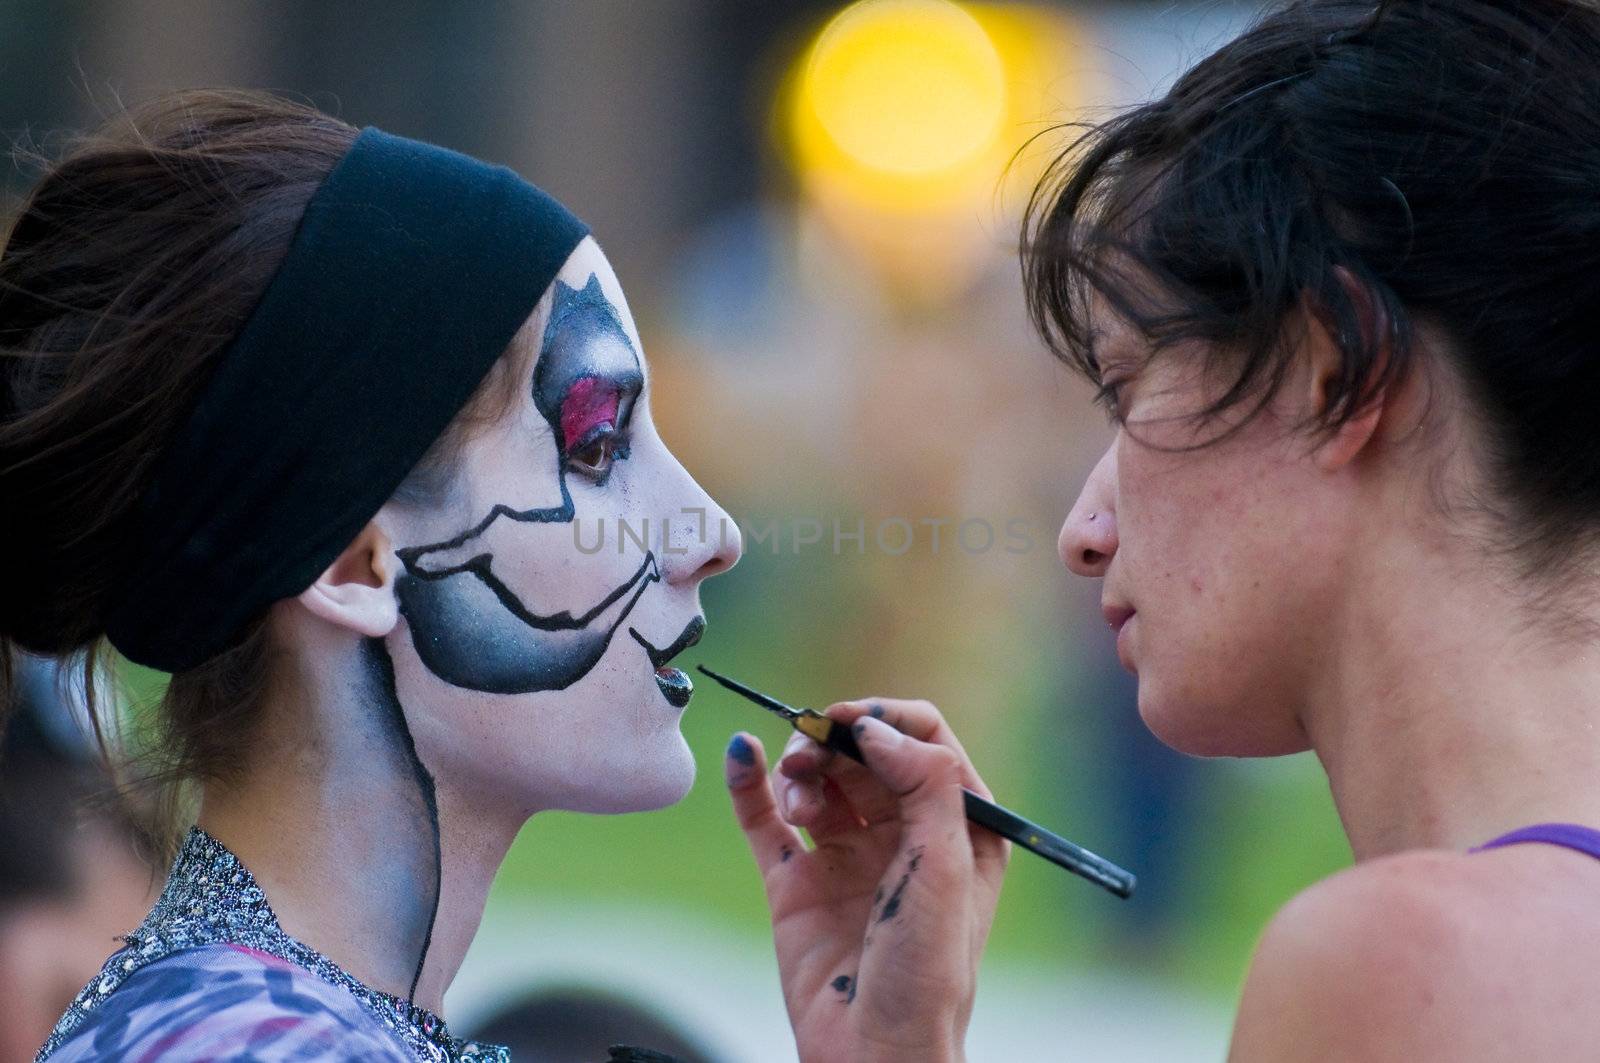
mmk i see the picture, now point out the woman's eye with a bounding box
[567,428,627,480]
[1094,379,1127,424]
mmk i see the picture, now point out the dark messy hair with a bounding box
[1022,0,1600,583]
[0,90,513,853]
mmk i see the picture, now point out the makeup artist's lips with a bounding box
[1102,604,1135,634]
[628,617,706,709]
[1103,604,1136,674]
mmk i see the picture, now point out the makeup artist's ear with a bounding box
[294,522,400,638]
[1305,267,1390,473]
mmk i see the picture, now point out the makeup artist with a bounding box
[733,0,1600,1058]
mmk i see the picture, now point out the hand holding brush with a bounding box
[719,694,1009,1063]
[701,666,1134,898]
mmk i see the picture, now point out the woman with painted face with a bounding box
[0,92,1004,1062]
[757,0,1600,1057]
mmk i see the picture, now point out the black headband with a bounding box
[105,127,589,672]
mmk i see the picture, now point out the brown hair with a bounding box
[0,91,364,851]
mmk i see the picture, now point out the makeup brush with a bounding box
[697,665,1136,899]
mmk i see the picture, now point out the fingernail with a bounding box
[781,781,799,819]
[726,733,756,767]
[725,733,755,787]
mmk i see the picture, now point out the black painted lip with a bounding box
[628,616,705,670]
[653,668,693,708]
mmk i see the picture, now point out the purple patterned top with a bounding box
[36,827,507,1062]
[40,943,414,1061]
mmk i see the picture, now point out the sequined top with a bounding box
[36,827,509,1062]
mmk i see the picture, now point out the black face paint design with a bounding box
[358,637,440,1001]
[398,552,660,693]
[395,273,652,695]
[627,617,704,708]
[369,279,662,1002]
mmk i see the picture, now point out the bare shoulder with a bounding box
[1228,845,1600,1061]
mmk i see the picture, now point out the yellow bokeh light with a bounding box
[781,1,1086,301]
[805,0,1005,177]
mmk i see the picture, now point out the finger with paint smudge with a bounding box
[725,732,759,789]
[725,731,807,878]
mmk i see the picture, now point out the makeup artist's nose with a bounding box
[1060,443,1117,578]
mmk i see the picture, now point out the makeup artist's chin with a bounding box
[1136,668,1313,760]
[1135,686,1194,755]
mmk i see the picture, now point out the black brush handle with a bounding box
[815,716,1135,899]
[819,717,865,761]
[960,790,1136,898]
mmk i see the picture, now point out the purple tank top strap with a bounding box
[1470,822,1600,861]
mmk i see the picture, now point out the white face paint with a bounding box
[379,238,742,815]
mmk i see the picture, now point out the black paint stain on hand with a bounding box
[875,846,925,925]
[781,845,794,863]
[869,703,885,720]
[831,973,856,1003]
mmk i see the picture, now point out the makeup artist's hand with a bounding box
[724,700,1009,1063]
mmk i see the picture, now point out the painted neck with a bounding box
[1302,530,1600,861]
[197,636,518,1014]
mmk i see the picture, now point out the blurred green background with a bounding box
[2,1,1350,1058]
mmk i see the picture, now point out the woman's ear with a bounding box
[294,522,400,638]
[1306,266,1390,473]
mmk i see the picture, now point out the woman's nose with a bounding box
[661,487,742,585]
[1059,444,1117,577]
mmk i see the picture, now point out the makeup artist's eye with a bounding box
[567,427,630,481]
[1093,378,1128,425]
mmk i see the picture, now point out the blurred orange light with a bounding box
[803,0,1004,180]
[782,1,1084,301]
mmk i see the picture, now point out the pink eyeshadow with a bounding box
[559,376,620,449]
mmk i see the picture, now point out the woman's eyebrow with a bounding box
[1086,327,1127,376]
[1087,327,1148,379]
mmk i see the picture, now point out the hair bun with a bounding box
[0,423,120,655]
[0,90,358,665]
